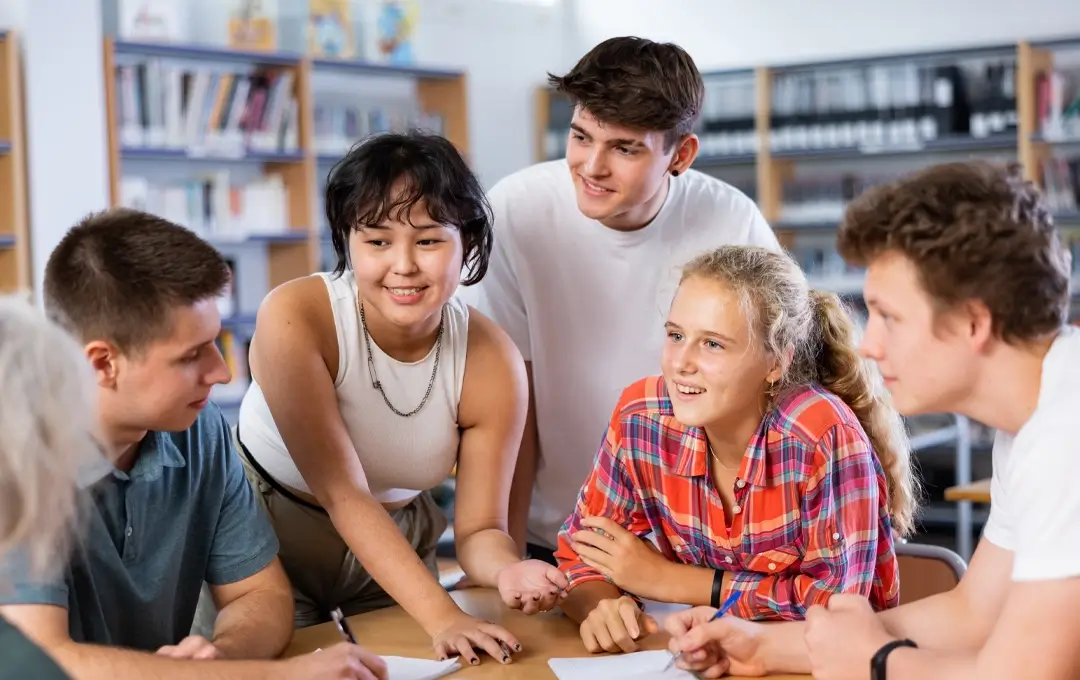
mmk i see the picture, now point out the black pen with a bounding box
[330,607,357,644]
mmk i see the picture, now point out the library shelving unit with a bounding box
[101,37,469,412]
[0,30,29,295]
[533,39,1080,559]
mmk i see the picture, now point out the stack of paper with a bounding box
[548,649,695,679]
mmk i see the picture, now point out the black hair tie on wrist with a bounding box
[710,570,723,608]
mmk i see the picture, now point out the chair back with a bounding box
[896,541,967,605]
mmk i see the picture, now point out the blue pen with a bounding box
[663,591,740,671]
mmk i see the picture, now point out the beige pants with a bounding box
[239,448,448,628]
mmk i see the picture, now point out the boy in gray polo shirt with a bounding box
[0,209,387,679]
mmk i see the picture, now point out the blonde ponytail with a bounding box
[808,291,920,537]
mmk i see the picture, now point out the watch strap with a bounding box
[871,638,917,680]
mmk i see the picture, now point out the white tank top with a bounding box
[237,270,469,505]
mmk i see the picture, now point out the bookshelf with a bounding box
[101,38,470,411]
[0,31,29,296]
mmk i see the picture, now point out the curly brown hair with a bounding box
[838,161,1071,343]
[548,36,704,152]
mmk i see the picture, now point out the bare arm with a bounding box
[208,558,294,659]
[754,537,1013,675]
[249,279,462,637]
[507,362,538,554]
[452,311,528,584]
[0,605,294,680]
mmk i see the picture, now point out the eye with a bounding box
[417,239,443,246]
[616,146,636,155]
[570,132,587,143]
[667,331,683,342]
[365,239,389,247]
[704,339,724,350]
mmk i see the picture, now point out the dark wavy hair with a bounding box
[324,130,493,286]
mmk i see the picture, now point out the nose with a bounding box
[390,241,420,275]
[858,318,884,362]
[671,342,697,374]
[583,146,608,178]
[206,344,233,386]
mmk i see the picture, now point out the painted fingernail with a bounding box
[502,655,510,663]
[515,643,522,651]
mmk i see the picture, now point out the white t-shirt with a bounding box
[461,159,779,548]
[981,325,1080,581]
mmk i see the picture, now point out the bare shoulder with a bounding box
[251,274,338,374]
[463,304,525,376]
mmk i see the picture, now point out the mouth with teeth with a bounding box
[580,176,614,196]
[384,285,428,303]
[673,382,706,396]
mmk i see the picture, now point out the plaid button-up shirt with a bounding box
[554,376,900,621]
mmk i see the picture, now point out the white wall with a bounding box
[0,0,26,31]
[571,0,1080,69]
[23,0,110,297]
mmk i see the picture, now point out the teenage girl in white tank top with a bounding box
[234,132,566,666]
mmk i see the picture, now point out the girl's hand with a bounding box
[431,613,521,666]
[496,559,569,614]
[570,517,674,600]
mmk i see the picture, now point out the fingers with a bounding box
[580,516,626,540]
[349,645,389,680]
[155,645,181,658]
[545,565,571,590]
[480,622,521,654]
[664,606,719,637]
[571,530,615,553]
[826,593,867,612]
[641,614,659,636]
[450,635,480,666]
[618,602,641,639]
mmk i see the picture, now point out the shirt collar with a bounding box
[78,432,186,488]
[670,416,779,488]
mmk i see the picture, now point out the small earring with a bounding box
[671,169,680,177]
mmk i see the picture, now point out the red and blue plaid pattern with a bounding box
[554,376,900,621]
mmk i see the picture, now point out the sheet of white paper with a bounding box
[639,598,692,630]
[547,649,695,680]
[381,655,461,680]
[311,651,460,679]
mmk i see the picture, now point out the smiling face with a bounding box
[661,275,782,430]
[349,196,464,332]
[91,298,231,435]
[859,251,981,416]
[565,108,696,230]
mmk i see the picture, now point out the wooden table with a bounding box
[944,478,991,503]
[284,588,809,679]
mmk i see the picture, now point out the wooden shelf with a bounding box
[102,38,471,303]
[0,31,29,296]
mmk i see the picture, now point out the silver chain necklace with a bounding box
[358,298,443,418]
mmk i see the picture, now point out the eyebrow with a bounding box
[664,321,736,345]
[359,222,443,231]
[569,122,646,148]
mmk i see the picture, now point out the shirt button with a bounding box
[736,479,746,489]
[725,556,734,564]
[768,562,777,571]
[125,527,132,537]
[732,504,741,514]
[832,532,841,541]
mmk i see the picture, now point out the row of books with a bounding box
[119,172,293,240]
[115,60,300,157]
[313,101,445,157]
[778,173,899,225]
[1042,155,1080,215]
[768,58,1017,153]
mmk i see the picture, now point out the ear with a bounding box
[85,340,121,389]
[765,346,793,385]
[669,133,700,176]
[961,300,994,351]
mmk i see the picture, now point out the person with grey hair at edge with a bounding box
[0,295,99,680]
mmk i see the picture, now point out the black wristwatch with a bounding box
[871,638,917,680]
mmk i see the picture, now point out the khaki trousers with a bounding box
[238,439,448,628]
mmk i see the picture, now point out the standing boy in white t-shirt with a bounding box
[469,37,778,561]
[662,160,1080,680]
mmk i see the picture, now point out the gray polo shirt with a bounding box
[0,404,279,651]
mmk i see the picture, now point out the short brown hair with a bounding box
[838,161,1071,343]
[548,36,704,151]
[44,208,231,352]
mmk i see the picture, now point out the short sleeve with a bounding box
[471,180,531,360]
[1008,423,1080,581]
[205,412,279,585]
[744,201,780,251]
[0,548,69,609]
[979,430,1016,551]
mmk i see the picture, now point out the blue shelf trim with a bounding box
[771,133,1016,160]
[0,141,11,154]
[113,40,302,66]
[0,235,15,247]
[209,233,310,246]
[311,58,461,79]
[700,67,755,78]
[695,153,757,167]
[1030,35,1080,49]
[120,147,304,163]
[774,220,842,231]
